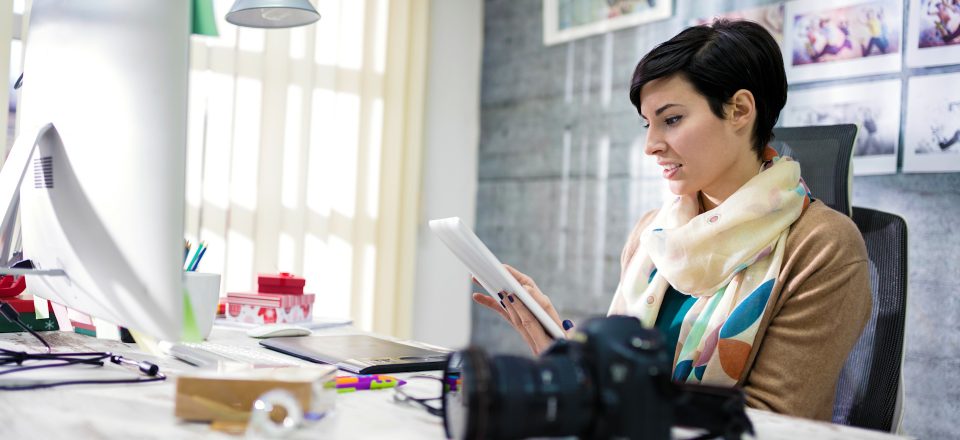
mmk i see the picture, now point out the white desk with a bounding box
[0,327,910,439]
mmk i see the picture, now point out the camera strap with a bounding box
[672,383,754,440]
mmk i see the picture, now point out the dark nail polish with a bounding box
[500,300,506,309]
[507,295,515,303]
[562,319,574,331]
[497,291,504,299]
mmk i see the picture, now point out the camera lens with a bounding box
[442,346,595,439]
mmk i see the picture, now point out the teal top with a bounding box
[653,285,698,355]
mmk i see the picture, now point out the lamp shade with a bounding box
[226,0,320,28]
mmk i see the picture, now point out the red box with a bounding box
[257,272,306,295]
[0,294,55,314]
[258,285,303,295]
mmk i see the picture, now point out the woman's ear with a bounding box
[727,89,756,133]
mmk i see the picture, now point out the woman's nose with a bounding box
[644,135,666,156]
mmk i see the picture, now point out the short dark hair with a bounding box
[628,19,787,157]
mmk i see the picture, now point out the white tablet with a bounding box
[428,217,565,339]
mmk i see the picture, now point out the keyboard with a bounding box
[160,341,303,368]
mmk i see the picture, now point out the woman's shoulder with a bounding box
[786,200,867,266]
[629,208,660,239]
[620,208,660,273]
[630,208,660,235]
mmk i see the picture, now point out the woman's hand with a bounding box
[472,264,568,355]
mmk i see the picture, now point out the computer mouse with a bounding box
[246,323,312,338]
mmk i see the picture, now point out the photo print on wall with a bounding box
[904,72,960,172]
[906,0,960,67]
[781,80,901,175]
[692,2,785,48]
[543,0,673,45]
[783,0,903,83]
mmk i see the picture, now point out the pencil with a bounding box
[191,245,207,272]
[185,241,203,271]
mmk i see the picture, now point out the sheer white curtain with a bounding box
[186,0,428,337]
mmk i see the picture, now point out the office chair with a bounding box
[770,124,906,431]
[770,124,858,216]
[831,207,908,432]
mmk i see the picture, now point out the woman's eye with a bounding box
[665,115,682,125]
[641,121,650,129]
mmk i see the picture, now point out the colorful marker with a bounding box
[324,374,406,393]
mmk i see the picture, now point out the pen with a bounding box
[185,241,205,271]
[190,245,207,271]
[324,374,406,393]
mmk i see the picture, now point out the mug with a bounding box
[183,271,221,339]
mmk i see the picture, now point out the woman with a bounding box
[473,19,872,421]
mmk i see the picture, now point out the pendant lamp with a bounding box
[225,0,320,28]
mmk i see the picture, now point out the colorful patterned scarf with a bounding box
[609,147,811,386]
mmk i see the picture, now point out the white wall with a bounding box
[411,0,482,349]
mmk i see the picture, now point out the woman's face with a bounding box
[639,74,755,200]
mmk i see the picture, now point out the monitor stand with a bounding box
[0,122,67,278]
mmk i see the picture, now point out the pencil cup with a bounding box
[183,272,221,339]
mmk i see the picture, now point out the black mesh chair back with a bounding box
[832,207,908,431]
[771,124,857,216]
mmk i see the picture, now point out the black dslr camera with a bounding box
[441,315,752,440]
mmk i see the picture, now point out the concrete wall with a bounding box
[411,0,482,349]
[473,1,959,438]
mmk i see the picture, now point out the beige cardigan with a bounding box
[615,200,872,421]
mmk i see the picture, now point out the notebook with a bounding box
[259,334,450,374]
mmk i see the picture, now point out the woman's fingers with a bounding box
[475,290,552,356]
[476,264,564,356]
[503,264,537,289]
[502,292,553,355]
[500,292,523,326]
[503,265,558,317]
[481,291,536,350]
[498,294,538,349]
[521,283,563,325]
[503,264,559,316]
[518,284,562,340]
[474,292,530,340]
[472,293,510,321]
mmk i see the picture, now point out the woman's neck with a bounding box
[699,154,764,212]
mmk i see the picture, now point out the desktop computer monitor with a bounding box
[2,0,191,341]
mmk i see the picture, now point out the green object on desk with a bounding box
[73,326,95,337]
[0,311,59,333]
[181,289,202,343]
[192,0,219,37]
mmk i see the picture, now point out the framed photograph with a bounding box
[781,80,901,175]
[903,72,960,173]
[783,0,902,83]
[543,0,673,46]
[906,0,960,67]
[692,3,785,47]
